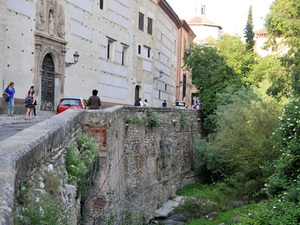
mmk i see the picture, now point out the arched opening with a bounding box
[40,54,55,111]
[135,85,140,103]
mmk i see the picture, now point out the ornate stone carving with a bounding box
[49,11,55,35]
[35,0,65,39]
[57,5,65,38]
[36,0,45,31]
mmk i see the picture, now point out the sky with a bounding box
[167,0,275,38]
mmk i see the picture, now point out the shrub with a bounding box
[14,187,69,225]
[66,132,99,195]
[146,108,160,127]
[265,99,300,200]
[194,136,226,183]
[242,199,300,225]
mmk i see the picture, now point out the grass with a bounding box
[187,202,259,225]
[175,182,258,224]
[176,182,236,202]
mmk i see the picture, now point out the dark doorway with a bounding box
[41,54,55,111]
[135,85,140,103]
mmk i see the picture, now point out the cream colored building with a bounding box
[0,0,192,113]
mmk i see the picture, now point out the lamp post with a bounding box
[65,51,79,67]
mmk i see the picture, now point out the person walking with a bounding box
[25,86,35,120]
[87,89,101,109]
[162,100,167,107]
[3,82,15,117]
[143,99,148,107]
[139,98,143,107]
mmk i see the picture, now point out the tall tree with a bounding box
[244,6,255,51]
[183,36,253,134]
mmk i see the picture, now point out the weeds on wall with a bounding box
[125,109,160,128]
[14,170,70,224]
[146,108,160,127]
[180,112,188,127]
[66,132,99,196]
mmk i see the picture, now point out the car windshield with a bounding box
[60,99,81,106]
[176,102,185,106]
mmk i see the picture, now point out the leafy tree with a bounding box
[244,5,255,51]
[184,36,253,134]
[184,44,234,134]
[217,35,254,80]
[265,0,300,96]
[247,55,292,98]
[208,86,283,196]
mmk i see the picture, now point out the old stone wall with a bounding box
[0,106,201,224]
[0,109,84,225]
[83,106,201,221]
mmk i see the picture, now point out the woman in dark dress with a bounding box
[25,87,35,120]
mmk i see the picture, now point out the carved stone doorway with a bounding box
[40,54,55,111]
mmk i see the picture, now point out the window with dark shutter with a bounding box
[100,0,103,9]
[139,12,144,31]
[183,74,186,98]
[147,17,153,35]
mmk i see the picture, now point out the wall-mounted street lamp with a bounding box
[153,69,164,80]
[65,51,79,67]
[176,80,183,88]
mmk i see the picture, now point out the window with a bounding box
[138,12,144,31]
[144,45,151,58]
[174,40,176,53]
[147,17,153,35]
[100,0,103,9]
[122,45,128,65]
[183,74,186,98]
[138,45,141,54]
[201,5,206,15]
[165,84,167,91]
[107,38,115,60]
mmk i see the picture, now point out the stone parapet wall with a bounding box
[0,109,84,225]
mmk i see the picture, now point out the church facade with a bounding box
[0,0,195,113]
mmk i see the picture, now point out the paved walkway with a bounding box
[0,111,55,142]
[0,111,55,125]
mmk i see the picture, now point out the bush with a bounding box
[146,108,160,127]
[66,132,99,195]
[15,187,69,225]
[242,199,300,225]
[265,99,300,200]
[194,137,226,183]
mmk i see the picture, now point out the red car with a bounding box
[56,97,87,115]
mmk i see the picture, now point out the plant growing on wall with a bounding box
[14,170,70,224]
[146,108,160,127]
[66,132,99,195]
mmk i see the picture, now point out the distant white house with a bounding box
[254,28,288,57]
